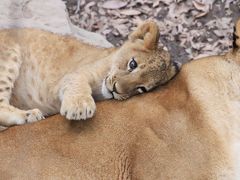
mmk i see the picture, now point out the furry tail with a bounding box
[233,18,240,49]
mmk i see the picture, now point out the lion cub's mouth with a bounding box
[102,77,129,100]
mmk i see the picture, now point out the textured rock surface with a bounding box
[0,0,113,48]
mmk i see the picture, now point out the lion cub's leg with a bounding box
[59,74,96,120]
[0,46,44,126]
[0,105,44,126]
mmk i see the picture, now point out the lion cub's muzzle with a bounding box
[103,76,130,100]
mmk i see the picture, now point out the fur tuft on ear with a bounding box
[233,18,240,49]
[129,20,160,50]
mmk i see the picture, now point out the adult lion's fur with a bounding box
[0,19,240,180]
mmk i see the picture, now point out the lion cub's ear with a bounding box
[233,18,240,49]
[129,20,160,50]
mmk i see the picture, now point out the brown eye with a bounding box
[129,57,138,70]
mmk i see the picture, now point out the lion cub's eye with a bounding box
[128,57,138,71]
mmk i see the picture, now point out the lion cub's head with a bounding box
[102,21,180,100]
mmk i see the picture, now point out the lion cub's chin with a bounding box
[101,79,113,100]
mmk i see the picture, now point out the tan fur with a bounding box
[0,39,239,179]
[0,21,179,127]
[0,19,239,179]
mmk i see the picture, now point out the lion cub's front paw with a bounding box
[60,95,96,120]
[25,109,45,123]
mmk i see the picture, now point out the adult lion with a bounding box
[0,20,240,179]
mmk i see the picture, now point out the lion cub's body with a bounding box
[1,29,113,115]
[0,29,114,125]
[0,21,179,127]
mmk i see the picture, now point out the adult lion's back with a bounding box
[1,18,240,180]
[0,52,240,179]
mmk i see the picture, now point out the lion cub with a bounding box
[0,21,180,127]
